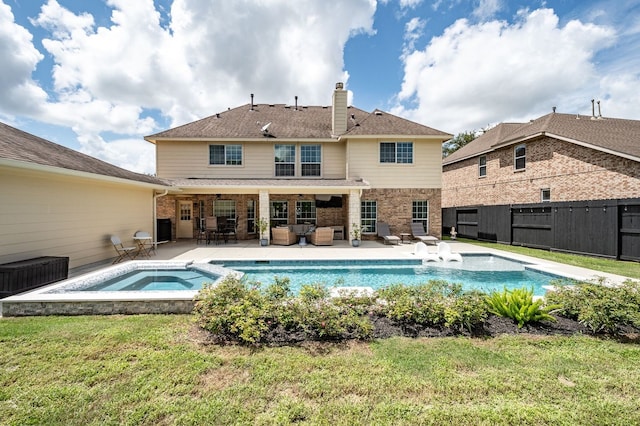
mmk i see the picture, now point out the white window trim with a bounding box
[478,155,487,178]
[514,144,526,171]
[209,144,243,166]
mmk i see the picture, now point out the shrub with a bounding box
[485,287,559,328]
[376,281,488,330]
[546,279,640,334]
[193,276,273,344]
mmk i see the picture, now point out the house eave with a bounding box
[0,158,171,190]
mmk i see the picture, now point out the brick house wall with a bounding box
[361,188,441,239]
[443,136,640,207]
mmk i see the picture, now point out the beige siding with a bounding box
[346,138,442,188]
[321,142,346,178]
[0,167,154,269]
[157,140,345,179]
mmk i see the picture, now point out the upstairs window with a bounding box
[380,142,413,164]
[209,144,242,165]
[275,144,295,176]
[479,155,487,177]
[301,145,321,177]
[514,144,526,170]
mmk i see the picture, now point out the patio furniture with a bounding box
[437,242,463,262]
[110,235,138,264]
[410,222,439,245]
[376,222,400,245]
[309,227,334,245]
[133,231,155,257]
[271,227,297,245]
[413,242,440,262]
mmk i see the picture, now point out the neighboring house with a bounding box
[145,83,451,242]
[442,110,640,207]
[441,109,640,260]
[0,122,170,269]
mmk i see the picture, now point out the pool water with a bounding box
[73,269,220,292]
[217,255,561,296]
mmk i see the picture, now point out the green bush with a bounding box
[193,276,273,344]
[375,281,488,330]
[545,279,640,333]
[485,287,559,328]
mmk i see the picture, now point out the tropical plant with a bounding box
[485,286,560,328]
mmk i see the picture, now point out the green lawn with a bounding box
[459,238,640,280]
[2,315,639,425]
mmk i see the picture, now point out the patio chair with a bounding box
[437,242,463,262]
[271,226,297,245]
[413,242,440,262]
[377,222,401,245]
[204,216,220,245]
[110,235,138,264]
[309,227,334,246]
[410,222,439,245]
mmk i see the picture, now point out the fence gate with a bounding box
[620,204,640,262]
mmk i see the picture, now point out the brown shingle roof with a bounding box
[443,112,640,165]
[145,104,451,141]
[0,121,167,186]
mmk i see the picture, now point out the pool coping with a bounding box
[1,242,633,317]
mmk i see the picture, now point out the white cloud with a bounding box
[472,0,503,20]
[393,8,617,134]
[0,2,48,116]
[399,0,424,9]
[4,0,376,173]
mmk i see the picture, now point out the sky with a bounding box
[1,0,639,175]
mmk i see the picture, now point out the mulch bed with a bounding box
[197,314,640,346]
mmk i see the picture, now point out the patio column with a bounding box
[258,190,270,242]
[348,189,361,241]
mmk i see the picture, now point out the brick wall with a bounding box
[361,188,441,239]
[443,137,640,207]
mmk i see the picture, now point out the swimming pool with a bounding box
[0,261,241,317]
[52,268,220,292]
[215,254,563,296]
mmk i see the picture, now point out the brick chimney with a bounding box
[332,82,347,136]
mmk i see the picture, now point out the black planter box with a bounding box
[0,256,69,298]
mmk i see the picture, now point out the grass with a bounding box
[2,314,640,425]
[458,238,640,279]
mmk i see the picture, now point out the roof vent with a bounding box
[250,93,254,111]
[374,111,383,115]
[295,95,298,111]
[597,100,603,119]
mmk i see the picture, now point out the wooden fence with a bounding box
[442,198,640,261]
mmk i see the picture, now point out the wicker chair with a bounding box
[309,227,334,246]
[271,227,297,245]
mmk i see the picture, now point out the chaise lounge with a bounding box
[410,222,439,245]
[377,222,401,245]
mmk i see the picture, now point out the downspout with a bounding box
[154,190,168,248]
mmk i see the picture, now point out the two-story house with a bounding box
[441,108,640,260]
[442,109,640,207]
[145,83,451,242]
